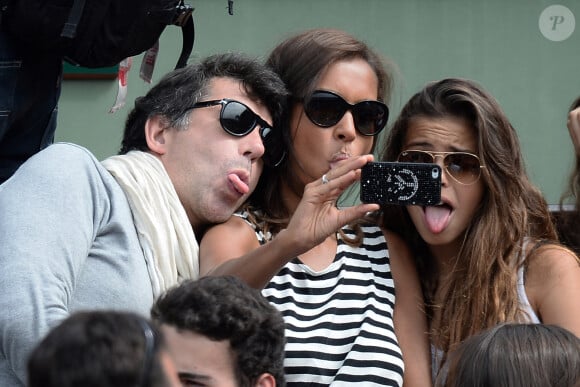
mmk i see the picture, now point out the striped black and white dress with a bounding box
[238,212,404,386]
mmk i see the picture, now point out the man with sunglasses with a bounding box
[0,52,287,387]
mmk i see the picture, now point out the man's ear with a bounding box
[254,373,276,387]
[144,115,169,155]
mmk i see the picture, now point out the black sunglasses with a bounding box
[188,99,285,166]
[303,90,389,136]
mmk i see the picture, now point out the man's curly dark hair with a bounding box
[151,276,286,387]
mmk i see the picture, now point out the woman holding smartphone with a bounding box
[200,29,431,387]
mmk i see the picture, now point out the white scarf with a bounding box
[102,151,199,298]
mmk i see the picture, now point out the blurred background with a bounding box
[56,0,579,204]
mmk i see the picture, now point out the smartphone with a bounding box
[360,162,442,206]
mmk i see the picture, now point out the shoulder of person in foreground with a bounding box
[0,142,136,386]
[524,241,580,336]
[383,228,432,387]
[1,142,105,189]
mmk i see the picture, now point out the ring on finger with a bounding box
[321,174,330,184]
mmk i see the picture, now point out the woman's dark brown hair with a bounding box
[247,28,393,239]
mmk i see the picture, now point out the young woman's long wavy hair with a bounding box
[379,78,557,358]
[245,28,394,241]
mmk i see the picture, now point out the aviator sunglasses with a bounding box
[188,99,285,166]
[303,90,389,136]
[398,150,485,185]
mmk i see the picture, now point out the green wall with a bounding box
[56,0,580,204]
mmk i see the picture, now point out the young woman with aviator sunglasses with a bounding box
[378,78,580,382]
[200,28,432,386]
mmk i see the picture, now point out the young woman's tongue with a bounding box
[424,205,451,234]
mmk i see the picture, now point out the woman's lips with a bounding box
[329,153,350,169]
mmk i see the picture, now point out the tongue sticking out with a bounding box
[228,173,249,195]
[424,206,451,234]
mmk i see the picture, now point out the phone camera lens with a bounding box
[432,168,440,179]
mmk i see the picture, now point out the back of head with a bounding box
[442,323,580,387]
[151,275,286,386]
[28,311,169,387]
[120,52,287,155]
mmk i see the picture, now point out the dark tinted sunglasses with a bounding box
[398,150,485,185]
[189,99,285,166]
[303,90,389,136]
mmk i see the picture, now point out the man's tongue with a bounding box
[228,173,249,194]
[424,206,451,234]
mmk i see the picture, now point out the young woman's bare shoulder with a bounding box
[203,215,254,240]
[525,242,580,332]
[526,243,580,282]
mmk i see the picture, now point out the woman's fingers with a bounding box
[337,202,380,224]
[288,155,376,247]
[315,154,374,188]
